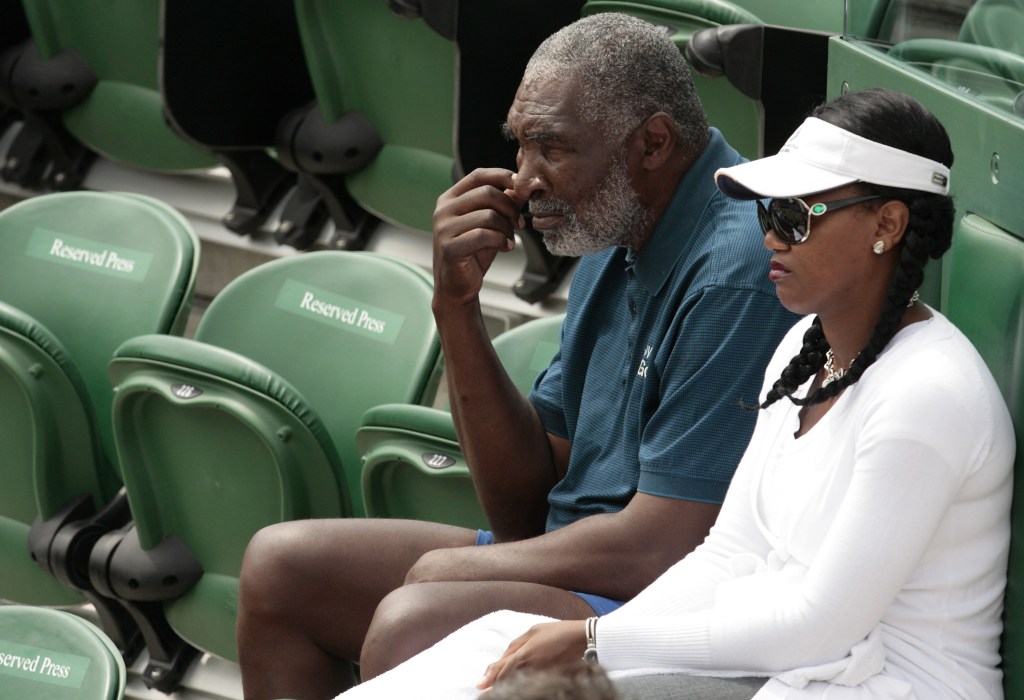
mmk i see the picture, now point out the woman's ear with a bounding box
[874,199,910,251]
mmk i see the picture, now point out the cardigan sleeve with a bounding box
[596,354,1003,674]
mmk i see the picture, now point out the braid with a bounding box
[764,189,954,409]
[756,88,955,410]
[760,317,829,408]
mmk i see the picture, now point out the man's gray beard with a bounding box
[530,155,650,257]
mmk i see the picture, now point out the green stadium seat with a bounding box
[359,314,564,528]
[0,0,91,190]
[0,191,199,660]
[888,39,1024,115]
[0,605,125,700]
[958,0,1023,55]
[159,1,327,244]
[88,251,441,678]
[164,0,580,296]
[283,1,582,300]
[942,214,1024,699]
[0,300,121,609]
[886,0,1024,117]
[290,0,456,239]
[0,0,218,193]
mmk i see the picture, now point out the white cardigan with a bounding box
[338,311,1014,700]
[598,311,1014,699]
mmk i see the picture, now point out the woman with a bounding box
[339,88,1015,700]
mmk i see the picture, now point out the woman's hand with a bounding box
[477,619,588,690]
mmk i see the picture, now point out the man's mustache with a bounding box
[528,199,575,216]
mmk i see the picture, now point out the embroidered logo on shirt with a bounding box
[637,345,653,378]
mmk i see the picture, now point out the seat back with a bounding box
[292,0,456,234]
[492,314,564,394]
[193,251,441,515]
[0,302,100,605]
[0,191,197,608]
[941,214,1024,698]
[359,314,563,527]
[105,332,350,661]
[103,251,439,660]
[0,191,199,477]
[0,605,125,700]
[19,0,217,172]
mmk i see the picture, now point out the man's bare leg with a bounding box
[236,518,477,700]
[360,580,596,681]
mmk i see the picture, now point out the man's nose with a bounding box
[513,162,548,200]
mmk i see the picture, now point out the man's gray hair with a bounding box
[525,13,709,152]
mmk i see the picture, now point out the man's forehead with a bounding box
[505,73,583,137]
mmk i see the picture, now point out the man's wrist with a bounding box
[431,293,482,320]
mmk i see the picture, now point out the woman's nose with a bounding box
[764,228,788,251]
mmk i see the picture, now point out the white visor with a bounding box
[714,117,950,200]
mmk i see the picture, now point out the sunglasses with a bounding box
[756,194,883,244]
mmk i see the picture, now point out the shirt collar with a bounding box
[630,128,740,296]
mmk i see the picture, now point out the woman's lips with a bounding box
[768,260,790,282]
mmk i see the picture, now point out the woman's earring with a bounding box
[872,241,885,255]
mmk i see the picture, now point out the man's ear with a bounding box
[636,112,675,170]
[874,199,911,250]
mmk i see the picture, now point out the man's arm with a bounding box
[410,285,792,599]
[432,168,564,541]
[406,493,720,601]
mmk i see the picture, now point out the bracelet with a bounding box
[582,616,599,664]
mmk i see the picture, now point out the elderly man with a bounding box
[236,13,797,699]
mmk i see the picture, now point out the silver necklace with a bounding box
[821,292,917,389]
[821,291,917,388]
[822,349,854,387]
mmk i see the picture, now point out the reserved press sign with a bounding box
[0,638,91,688]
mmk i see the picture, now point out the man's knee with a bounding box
[366,583,439,640]
[360,583,449,676]
[239,521,315,615]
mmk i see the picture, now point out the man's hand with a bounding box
[477,620,588,690]
[433,168,525,307]
[430,168,555,542]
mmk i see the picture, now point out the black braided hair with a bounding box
[761,88,955,409]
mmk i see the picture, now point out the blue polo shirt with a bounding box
[530,129,799,532]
